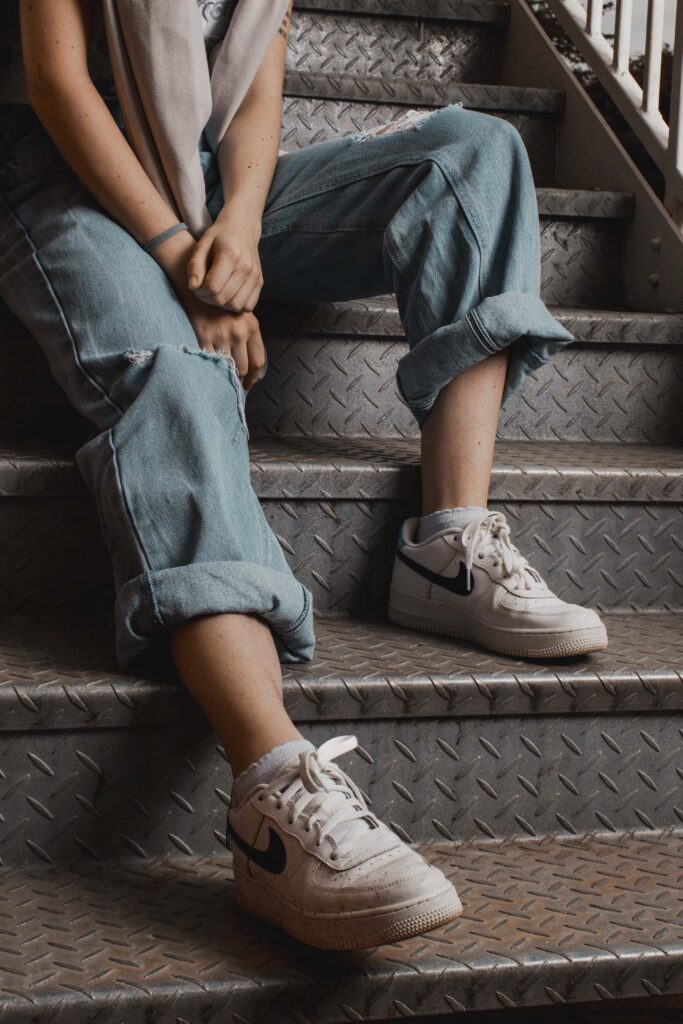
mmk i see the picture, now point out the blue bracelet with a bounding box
[142,222,188,253]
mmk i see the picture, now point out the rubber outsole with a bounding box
[234,881,463,951]
[387,602,609,659]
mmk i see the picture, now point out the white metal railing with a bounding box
[542,0,683,228]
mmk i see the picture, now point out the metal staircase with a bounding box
[1,1,683,1020]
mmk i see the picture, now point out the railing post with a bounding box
[643,0,665,114]
[586,0,604,37]
[665,0,683,226]
[613,0,634,74]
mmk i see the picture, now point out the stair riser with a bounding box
[287,10,505,85]
[248,341,683,443]
[3,710,681,865]
[282,97,558,184]
[0,213,628,436]
[2,497,681,615]
[11,341,683,446]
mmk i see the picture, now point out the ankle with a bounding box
[417,505,488,543]
[225,725,304,778]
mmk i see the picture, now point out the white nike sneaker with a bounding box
[388,510,608,658]
[227,735,462,950]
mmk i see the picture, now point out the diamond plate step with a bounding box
[0,437,682,616]
[287,6,506,86]
[281,89,561,184]
[4,611,683,850]
[0,186,642,438]
[1,835,683,1023]
[293,0,510,22]
[1,612,681,731]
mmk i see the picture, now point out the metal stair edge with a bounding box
[2,832,683,1022]
[0,612,682,732]
[255,298,683,344]
[5,437,683,503]
[293,0,511,24]
[284,69,564,112]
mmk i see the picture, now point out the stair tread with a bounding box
[284,68,564,112]
[3,436,682,502]
[2,831,682,1020]
[0,612,682,731]
[258,297,683,341]
[293,0,511,23]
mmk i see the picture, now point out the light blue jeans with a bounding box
[0,96,573,671]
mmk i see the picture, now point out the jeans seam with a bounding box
[466,306,499,356]
[0,193,124,419]
[278,586,311,634]
[107,428,155,577]
[142,569,165,629]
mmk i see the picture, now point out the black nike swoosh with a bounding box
[228,822,287,874]
[396,548,475,596]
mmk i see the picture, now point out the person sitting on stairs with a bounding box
[0,0,607,949]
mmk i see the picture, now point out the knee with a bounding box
[433,106,527,162]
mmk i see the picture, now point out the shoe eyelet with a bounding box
[478,553,484,559]
[330,854,337,861]
[276,801,283,810]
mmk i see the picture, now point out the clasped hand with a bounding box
[181,211,267,390]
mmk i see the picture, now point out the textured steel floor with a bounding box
[3,436,683,502]
[0,613,682,731]
[1,833,682,1023]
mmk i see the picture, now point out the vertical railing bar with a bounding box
[643,0,665,113]
[587,0,604,37]
[613,0,634,74]
[666,0,683,212]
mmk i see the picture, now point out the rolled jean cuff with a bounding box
[396,291,574,428]
[114,560,316,671]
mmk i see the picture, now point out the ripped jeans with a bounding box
[0,97,573,671]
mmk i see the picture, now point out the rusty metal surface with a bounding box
[287,9,504,86]
[2,708,683,859]
[0,613,681,732]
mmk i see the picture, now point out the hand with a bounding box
[180,290,267,390]
[186,210,264,313]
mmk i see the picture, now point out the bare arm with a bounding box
[20,0,201,299]
[188,2,292,312]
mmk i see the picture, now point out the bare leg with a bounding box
[169,613,302,777]
[420,349,508,514]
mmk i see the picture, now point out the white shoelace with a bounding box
[460,511,544,592]
[259,735,379,859]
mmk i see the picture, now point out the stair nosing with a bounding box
[0,612,681,731]
[255,299,683,344]
[2,832,683,1022]
[3,438,682,503]
[284,70,564,113]
[293,0,511,24]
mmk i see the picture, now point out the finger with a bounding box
[196,248,239,301]
[213,259,258,310]
[218,266,264,309]
[243,328,266,390]
[230,334,250,379]
[187,234,214,290]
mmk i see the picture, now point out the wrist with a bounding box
[215,199,263,239]
[149,228,196,292]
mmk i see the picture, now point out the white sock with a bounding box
[416,505,488,543]
[231,738,314,805]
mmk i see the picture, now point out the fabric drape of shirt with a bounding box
[101,0,289,236]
